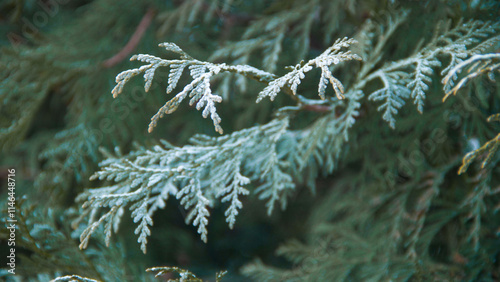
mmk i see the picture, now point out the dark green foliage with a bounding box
[0,0,499,281]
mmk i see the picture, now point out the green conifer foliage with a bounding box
[0,0,499,281]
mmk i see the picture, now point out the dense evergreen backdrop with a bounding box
[1,0,499,281]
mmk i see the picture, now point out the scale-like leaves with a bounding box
[407,58,441,112]
[110,43,275,134]
[257,37,361,102]
[77,118,294,249]
[443,53,500,101]
[217,165,251,229]
[131,199,153,253]
[177,179,211,242]
[368,71,411,128]
[167,62,187,94]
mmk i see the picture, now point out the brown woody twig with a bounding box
[102,8,156,68]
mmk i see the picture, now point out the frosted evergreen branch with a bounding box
[257,37,362,102]
[111,42,275,134]
[77,118,294,248]
[111,38,362,135]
